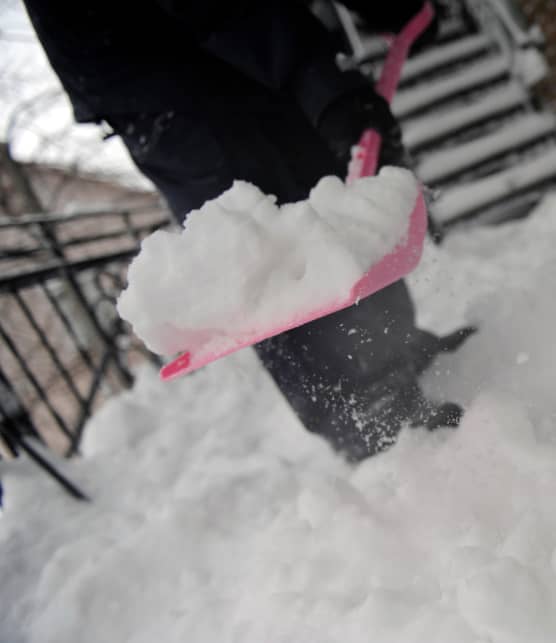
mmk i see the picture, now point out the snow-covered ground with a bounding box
[2,189,556,642]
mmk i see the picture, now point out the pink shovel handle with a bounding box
[347,1,434,181]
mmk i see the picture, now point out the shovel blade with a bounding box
[160,190,426,381]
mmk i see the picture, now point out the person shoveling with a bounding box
[24,0,474,460]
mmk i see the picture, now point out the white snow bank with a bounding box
[118,168,418,355]
[408,192,556,424]
[2,193,556,642]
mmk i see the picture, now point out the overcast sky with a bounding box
[0,0,149,189]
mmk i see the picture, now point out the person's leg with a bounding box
[255,279,423,460]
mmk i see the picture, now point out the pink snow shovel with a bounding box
[160,2,433,381]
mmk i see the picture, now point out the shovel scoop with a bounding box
[156,3,433,381]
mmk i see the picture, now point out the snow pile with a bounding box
[118,168,418,356]
[2,194,556,642]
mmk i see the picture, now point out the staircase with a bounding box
[344,0,556,231]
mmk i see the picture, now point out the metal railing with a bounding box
[0,203,171,498]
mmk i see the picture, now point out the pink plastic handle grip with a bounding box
[347,1,434,181]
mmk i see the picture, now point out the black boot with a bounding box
[408,326,477,376]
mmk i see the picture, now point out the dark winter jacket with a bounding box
[23,1,424,125]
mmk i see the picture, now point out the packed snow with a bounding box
[117,168,418,356]
[2,191,556,642]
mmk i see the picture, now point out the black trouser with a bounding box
[108,94,435,460]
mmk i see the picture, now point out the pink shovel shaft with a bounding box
[348,1,434,180]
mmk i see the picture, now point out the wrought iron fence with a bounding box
[0,203,171,499]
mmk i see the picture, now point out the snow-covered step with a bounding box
[417,112,556,184]
[402,81,527,150]
[432,146,556,223]
[355,14,472,66]
[467,189,545,227]
[436,13,471,43]
[393,55,510,119]
[401,34,492,84]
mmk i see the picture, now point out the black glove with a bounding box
[317,86,408,171]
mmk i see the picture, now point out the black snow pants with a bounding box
[108,92,439,461]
